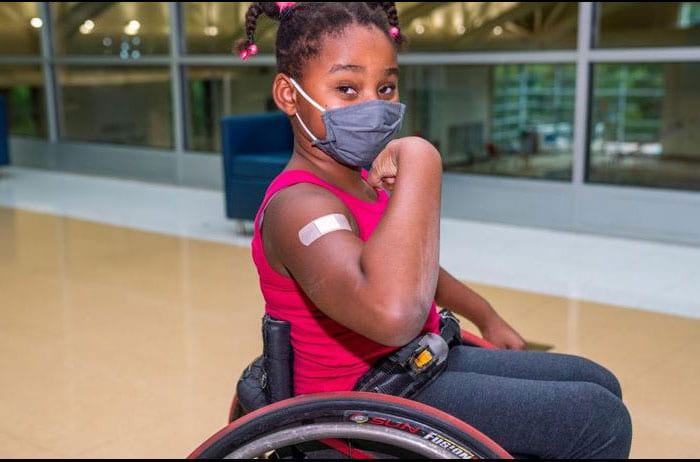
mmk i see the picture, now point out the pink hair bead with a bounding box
[239,49,250,61]
[248,44,258,56]
[389,26,400,38]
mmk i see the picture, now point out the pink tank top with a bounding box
[251,169,440,395]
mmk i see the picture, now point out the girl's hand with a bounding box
[367,137,441,191]
[480,315,527,350]
[367,139,400,190]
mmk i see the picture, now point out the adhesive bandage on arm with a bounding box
[298,213,352,246]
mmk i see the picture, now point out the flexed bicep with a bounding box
[261,184,392,342]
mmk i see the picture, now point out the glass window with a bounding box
[401,64,576,180]
[597,2,700,48]
[0,2,42,55]
[185,66,277,152]
[51,2,170,56]
[184,2,257,55]
[56,66,172,148]
[400,2,578,51]
[0,65,46,138]
[183,2,578,54]
[589,62,700,191]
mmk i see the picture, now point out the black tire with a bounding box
[190,391,511,459]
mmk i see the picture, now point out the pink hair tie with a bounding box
[239,43,258,61]
[276,2,296,11]
[389,26,400,38]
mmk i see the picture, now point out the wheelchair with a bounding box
[189,311,513,459]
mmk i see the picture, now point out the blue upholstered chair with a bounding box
[221,111,294,227]
[0,95,9,168]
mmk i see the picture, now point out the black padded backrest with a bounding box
[235,315,294,415]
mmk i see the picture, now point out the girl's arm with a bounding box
[265,137,443,347]
[435,267,526,350]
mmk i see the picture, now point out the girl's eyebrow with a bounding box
[328,64,365,74]
[327,64,399,77]
[385,67,399,77]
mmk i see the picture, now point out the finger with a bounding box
[366,167,383,188]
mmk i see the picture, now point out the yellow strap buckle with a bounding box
[413,349,433,369]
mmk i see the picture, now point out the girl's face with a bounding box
[292,24,399,139]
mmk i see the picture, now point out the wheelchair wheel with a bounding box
[190,391,511,459]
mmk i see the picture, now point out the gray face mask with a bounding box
[289,77,406,168]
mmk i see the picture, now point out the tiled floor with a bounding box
[0,167,699,458]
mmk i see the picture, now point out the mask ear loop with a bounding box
[288,77,324,142]
[289,78,325,112]
[294,113,319,142]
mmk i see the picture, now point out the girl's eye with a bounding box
[337,86,357,95]
[379,85,396,96]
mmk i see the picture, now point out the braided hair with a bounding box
[234,2,406,79]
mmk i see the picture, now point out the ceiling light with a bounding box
[124,20,141,36]
[204,25,219,37]
[493,25,503,36]
[432,11,445,29]
[415,24,425,35]
[30,17,43,29]
[79,19,95,35]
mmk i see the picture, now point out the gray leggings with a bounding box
[413,346,632,459]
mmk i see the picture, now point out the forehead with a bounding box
[306,24,398,77]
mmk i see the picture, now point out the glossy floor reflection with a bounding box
[0,207,698,458]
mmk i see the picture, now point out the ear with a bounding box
[272,73,297,116]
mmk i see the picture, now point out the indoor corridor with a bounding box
[0,167,698,458]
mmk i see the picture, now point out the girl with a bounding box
[237,2,632,458]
